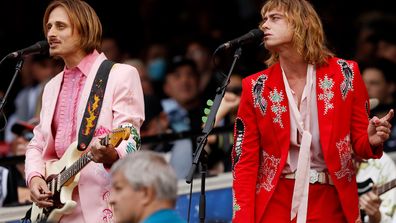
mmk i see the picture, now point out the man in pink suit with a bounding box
[232,0,394,222]
[25,0,144,222]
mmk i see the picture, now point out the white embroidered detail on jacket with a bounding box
[232,189,241,218]
[318,75,335,115]
[269,88,287,128]
[334,134,354,182]
[257,150,280,193]
[337,59,354,100]
[232,118,245,178]
[251,75,268,115]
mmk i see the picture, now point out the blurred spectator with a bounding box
[356,152,396,223]
[207,73,243,174]
[361,58,396,152]
[375,16,396,64]
[185,38,217,100]
[215,73,243,126]
[101,37,124,63]
[109,151,186,223]
[4,54,59,143]
[144,43,169,98]
[141,95,192,179]
[1,119,37,206]
[162,57,202,133]
[123,59,154,95]
[354,12,383,64]
[145,43,169,82]
[141,95,170,138]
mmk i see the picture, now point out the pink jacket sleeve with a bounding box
[25,83,52,186]
[107,64,145,159]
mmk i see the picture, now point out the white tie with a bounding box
[282,65,315,222]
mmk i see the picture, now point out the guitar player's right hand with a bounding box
[29,176,53,208]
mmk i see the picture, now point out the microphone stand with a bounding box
[186,47,243,223]
[0,58,24,116]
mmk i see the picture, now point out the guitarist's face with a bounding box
[46,6,84,63]
[110,171,147,223]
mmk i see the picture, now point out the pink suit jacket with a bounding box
[232,57,382,223]
[25,53,145,223]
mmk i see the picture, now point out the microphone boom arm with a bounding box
[0,59,24,125]
[186,47,243,223]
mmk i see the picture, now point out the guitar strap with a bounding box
[77,59,115,151]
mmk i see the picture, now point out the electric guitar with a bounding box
[357,177,396,221]
[358,178,396,196]
[29,127,130,223]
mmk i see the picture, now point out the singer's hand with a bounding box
[368,109,394,147]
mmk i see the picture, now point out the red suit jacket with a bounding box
[232,57,382,223]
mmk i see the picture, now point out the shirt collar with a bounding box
[63,50,100,76]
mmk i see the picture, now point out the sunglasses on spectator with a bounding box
[225,86,242,95]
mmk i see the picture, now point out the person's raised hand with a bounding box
[368,109,394,147]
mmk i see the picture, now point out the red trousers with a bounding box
[261,178,347,222]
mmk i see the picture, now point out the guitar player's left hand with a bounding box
[359,190,382,223]
[90,138,119,165]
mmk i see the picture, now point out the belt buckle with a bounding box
[309,170,319,184]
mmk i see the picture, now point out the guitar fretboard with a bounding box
[59,153,92,186]
[45,128,128,193]
[378,179,396,195]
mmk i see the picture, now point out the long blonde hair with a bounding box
[43,0,102,54]
[260,0,333,66]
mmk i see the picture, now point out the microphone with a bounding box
[6,40,49,59]
[217,29,264,50]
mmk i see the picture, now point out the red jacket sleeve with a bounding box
[349,61,382,159]
[232,77,261,223]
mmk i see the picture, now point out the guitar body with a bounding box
[27,127,130,222]
[30,142,82,223]
[357,177,396,222]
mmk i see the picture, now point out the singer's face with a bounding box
[46,6,82,60]
[261,9,293,51]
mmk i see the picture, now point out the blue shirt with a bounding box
[141,209,186,223]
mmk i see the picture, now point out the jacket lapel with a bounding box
[47,72,63,140]
[316,64,336,155]
[265,64,290,156]
[76,53,107,134]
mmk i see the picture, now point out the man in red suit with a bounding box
[231,0,394,222]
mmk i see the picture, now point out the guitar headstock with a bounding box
[100,127,131,147]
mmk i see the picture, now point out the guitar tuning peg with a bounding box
[206,99,214,106]
[119,123,133,130]
[202,116,208,123]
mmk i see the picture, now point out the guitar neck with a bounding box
[55,127,130,187]
[377,179,396,196]
[59,153,92,186]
